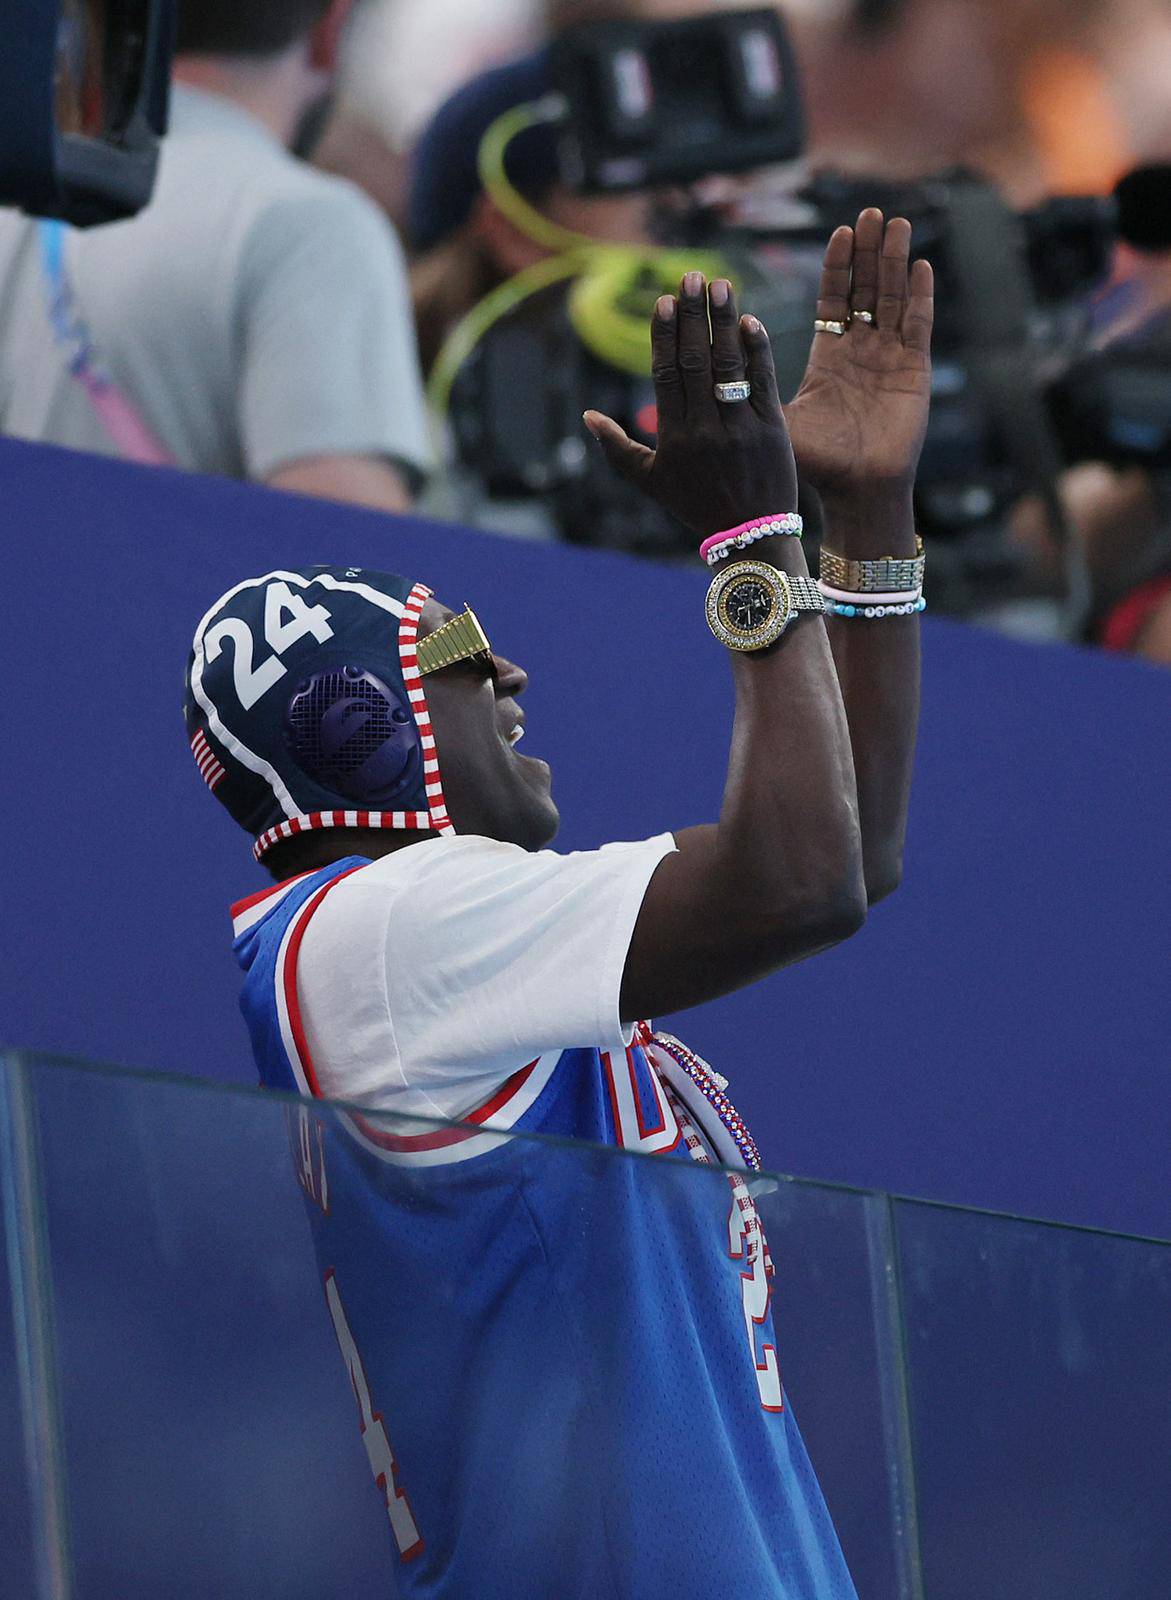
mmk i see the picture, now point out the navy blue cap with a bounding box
[183,566,454,859]
[408,50,560,253]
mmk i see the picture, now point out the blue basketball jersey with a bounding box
[234,858,859,1600]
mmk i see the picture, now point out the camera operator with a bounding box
[0,0,430,512]
[409,52,660,380]
[409,48,680,541]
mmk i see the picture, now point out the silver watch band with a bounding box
[786,574,827,615]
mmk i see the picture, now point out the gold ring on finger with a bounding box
[851,310,875,325]
[814,318,848,337]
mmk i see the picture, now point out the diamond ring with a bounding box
[713,380,752,403]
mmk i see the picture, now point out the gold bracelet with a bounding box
[819,535,925,595]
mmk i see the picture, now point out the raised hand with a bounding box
[584,269,798,540]
[784,209,933,495]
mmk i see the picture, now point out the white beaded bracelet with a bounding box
[703,514,804,566]
[818,580,923,606]
[823,596,927,619]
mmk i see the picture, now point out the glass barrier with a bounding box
[0,1065,38,1600]
[2,1050,1168,1600]
[749,1177,921,1600]
[892,1197,1171,1600]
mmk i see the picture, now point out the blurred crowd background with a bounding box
[3,0,1170,661]
[332,0,1171,213]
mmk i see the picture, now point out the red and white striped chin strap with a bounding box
[252,582,455,863]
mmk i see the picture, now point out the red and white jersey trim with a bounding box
[343,1056,558,1168]
[273,869,558,1166]
[602,1047,681,1154]
[231,872,316,938]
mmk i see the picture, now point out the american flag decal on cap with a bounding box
[190,728,226,792]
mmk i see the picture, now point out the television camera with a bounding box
[0,0,175,227]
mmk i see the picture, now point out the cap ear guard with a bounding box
[285,667,423,806]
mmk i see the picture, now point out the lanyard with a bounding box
[38,218,175,466]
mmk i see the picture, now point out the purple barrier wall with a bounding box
[3,437,1168,1238]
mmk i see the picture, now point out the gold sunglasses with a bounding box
[416,606,494,677]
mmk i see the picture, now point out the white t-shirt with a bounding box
[0,85,431,482]
[296,831,677,1123]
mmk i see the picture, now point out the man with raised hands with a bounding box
[185,210,931,1599]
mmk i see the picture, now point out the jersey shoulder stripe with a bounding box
[278,865,368,1096]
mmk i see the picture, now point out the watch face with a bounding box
[706,561,793,651]
[724,575,775,631]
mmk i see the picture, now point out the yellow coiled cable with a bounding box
[427,100,728,416]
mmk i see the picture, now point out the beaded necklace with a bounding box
[642,1026,764,1173]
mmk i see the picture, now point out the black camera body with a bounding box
[719,171,1118,538]
[0,0,175,226]
[551,8,804,194]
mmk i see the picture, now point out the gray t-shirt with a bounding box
[0,85,431,482]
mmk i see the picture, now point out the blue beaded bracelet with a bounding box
[822,596,927,619]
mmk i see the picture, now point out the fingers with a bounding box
[676,269,716,419]
[708,278,747,395]
[876,216,912,333]
[902,256,934,355]
[641,272,796,437]
[811,208,930,351]
[649,295,685,430]
[849,207,884,319]
[815,226,854,327]
[741,314,782,420]
[583,409,656,487]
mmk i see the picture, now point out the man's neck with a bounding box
[264,827,435,883]
[173,49,315,149]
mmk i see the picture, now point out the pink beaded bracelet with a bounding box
[700,513,803,566]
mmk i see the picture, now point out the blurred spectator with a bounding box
[1088,0,1171,165]
[311,106,412,232]
[0,0,429,511]
[781,0,1161,206]
[1092,162,1171,345]
[336,0,542,169]
[1010,164,1171,665]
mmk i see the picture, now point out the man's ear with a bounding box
[470,191,550,277]
[308,0,355,75]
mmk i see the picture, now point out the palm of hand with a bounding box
[782,210,935,496]
[785,332,932,494]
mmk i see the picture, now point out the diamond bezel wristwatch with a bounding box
[705,560,826,652]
